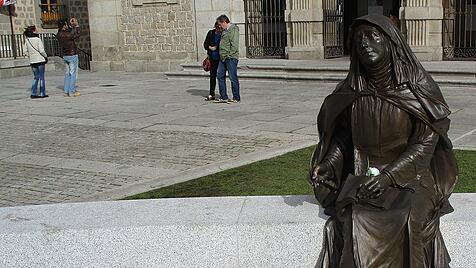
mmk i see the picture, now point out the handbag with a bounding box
[26,37,48,64]
[202,57,211,72]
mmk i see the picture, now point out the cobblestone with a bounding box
[0,71,473,206]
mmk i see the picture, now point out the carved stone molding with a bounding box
[131,0,178,6]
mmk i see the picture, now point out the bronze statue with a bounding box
[310,15,458,267]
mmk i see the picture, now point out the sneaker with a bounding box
[231,99,240,103]
[64,93,70,97]
[214,98,229,103]
[72,92,81,97]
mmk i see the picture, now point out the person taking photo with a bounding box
[57,17,81,97]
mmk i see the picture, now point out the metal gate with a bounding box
[443,0,476,60]
[244,0,287,58]
[323,0,345,58]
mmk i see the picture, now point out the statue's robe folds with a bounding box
[311,15,458,268]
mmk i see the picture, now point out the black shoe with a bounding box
[204,95,215,101]
[30,95,40,99]
[40,95,49,98]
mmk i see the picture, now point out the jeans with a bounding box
[217,58,240,101]
[31,64,46,96]
[63,55,79,94]
[209,58,220,97]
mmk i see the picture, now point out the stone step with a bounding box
[166,70,346,82]
[179,61,476,77]
[0,194,474,267]
[166,60,476,86]
[166,68,476,86]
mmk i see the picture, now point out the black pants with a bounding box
[209,58,220,97]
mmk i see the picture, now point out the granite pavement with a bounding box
[0,71,474,207]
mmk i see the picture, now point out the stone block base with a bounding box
[286,47,324,60]
[91,59,186,73]
[412,47,443,61]
[0,195,474,267]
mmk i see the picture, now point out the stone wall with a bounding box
[121,0,195,71]
[0,0,38,35]
[0,11,11,34]
[90,0,196,72]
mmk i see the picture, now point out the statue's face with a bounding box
[354,24,389,66]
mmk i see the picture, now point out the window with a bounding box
[39,0,68,29]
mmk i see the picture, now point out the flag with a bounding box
[0,0,16,16]
[1,0,17,6]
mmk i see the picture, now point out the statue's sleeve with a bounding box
[382,118,438,189]
[320,108,353,185]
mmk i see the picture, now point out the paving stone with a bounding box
[0,72,474,206]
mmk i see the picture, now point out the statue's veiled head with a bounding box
[353,24,390,67]
[346,15,418,90]
[344,15,451,121]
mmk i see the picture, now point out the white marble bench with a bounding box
[0,194,475,267]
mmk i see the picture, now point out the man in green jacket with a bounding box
[216,15,240,103]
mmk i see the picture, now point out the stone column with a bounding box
[285,0,324,60]
[88,0,124,71]
[400,0,443,61]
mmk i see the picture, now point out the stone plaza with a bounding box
[0,70,475,207]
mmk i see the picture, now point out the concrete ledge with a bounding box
[0,57,64,79]
[0,194,475,267]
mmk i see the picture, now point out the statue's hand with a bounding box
[357,174,392,199]
[310,162,337,190]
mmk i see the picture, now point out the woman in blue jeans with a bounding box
[203,21,222,101]
[24,25,48,99]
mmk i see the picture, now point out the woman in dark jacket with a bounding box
[203,22,222,101]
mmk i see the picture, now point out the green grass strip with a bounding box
[125,148,476,200]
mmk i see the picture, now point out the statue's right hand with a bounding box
[310,162,337,190]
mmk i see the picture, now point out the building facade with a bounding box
[2,1,474,71]
[88,0,475,72]
[0,0,91,53]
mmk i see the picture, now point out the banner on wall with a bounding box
[1,0,17,7]
[0,0,16,16]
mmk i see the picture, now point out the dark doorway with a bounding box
[443,0,476,60]
[323,0,345,58]
[343,0,401,55]
[244,0,287,58]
